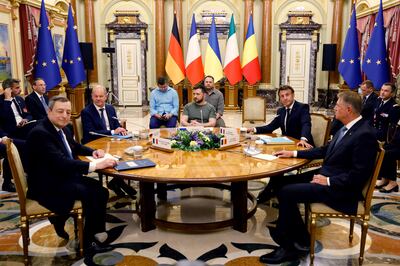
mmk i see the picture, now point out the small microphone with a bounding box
[89,131,112,137]
[200,109,203,124]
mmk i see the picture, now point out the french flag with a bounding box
[185,14,204,86]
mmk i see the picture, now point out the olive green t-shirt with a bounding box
[183,102,216,123]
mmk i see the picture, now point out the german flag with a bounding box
[165,14,185,84]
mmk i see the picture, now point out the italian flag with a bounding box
[223,15,242,85]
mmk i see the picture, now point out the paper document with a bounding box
[252,153,278,161]
[259,136,294,145]
[86,153,118,163]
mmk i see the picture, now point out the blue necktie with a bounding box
[99,108,107,129]
[333,126,347,149]
[58,130,73,159]
[40,96,49,111]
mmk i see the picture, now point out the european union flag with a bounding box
[34,0,61,91]
[362,0,389,89]
[62,4,85,88]
[338,6,361,90]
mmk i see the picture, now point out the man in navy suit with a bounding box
[81,84,127,144]
[360,80,378,124]
[248,85,314,148]
[259,91,378,264]
[373,82,397,141]
[25,78,49,120]
[81,84,136,198]
[248,85,314,203]
[0,78,36,139]
[26,96,117,254]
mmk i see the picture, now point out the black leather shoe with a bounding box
[2,181,16,192]
[118,181,137,199]
[84,241,113,256]
[107,179,126,197]
[53,222,69,240]
[379,185,399,193]
[259,247,305,264]
[375,182,389,189]
[257,188,275,204]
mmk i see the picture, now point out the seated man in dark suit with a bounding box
[247,85,314,203]
[26,96,117,254]
[81,84,136,198]
[25,78,49,120]
[0,78,36,139]
[373,82,397,141]
[360,80,378,124]
[259,91,378,264]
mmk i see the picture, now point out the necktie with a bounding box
[333,126,347,149]
[362,96,367,105]
[40,96,49,111]
[284,108,291,132]
[378,100,384,109]
[58,130,73,159]
[12,99,23,116]
[99,108,107,129]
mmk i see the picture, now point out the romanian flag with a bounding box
[223,15,242,85]
[165,14,185,84]
[204,15,223,82]
[242,15,261,85]
[185,14,204,85]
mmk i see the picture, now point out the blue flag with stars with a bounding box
[362,0,389,89]
[62,4,85,88]
[338,6,361,90]
[34,0,61,91]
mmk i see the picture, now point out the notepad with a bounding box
[86,153,118,163]
[114,159,156,171]
[252,154,278,161]
[259,136,294,145]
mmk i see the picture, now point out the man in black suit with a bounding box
[259,91,378,264]
[360,80,378,124]
[81,84,136,198]
[26,96,117,254]
[25,78,49,120]
[248,85,314,148]
[0,78,36,139]
[248,85,314,203]
[81,84,127,144]
[373,82,397,141]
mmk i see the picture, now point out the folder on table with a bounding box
[114,159,156,171]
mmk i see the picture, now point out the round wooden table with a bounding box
[81,129,309,233]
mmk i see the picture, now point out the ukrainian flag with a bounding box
[204,15,223,82]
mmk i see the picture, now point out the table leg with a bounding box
[231,181,248,232]
[139,181,156,232]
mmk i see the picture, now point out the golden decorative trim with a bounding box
[281,30,286,41]
[357,0,400,18]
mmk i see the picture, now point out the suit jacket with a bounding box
[297,119,378,214]
[25,92,49,120]
[255,101,314,145]
[361,92,378,124]
[81,103,121,144]
[373,97,397,141]
[26,118,93,214]
[0,95,32,135]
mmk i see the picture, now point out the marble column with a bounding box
[329,0,344,84]
[173,0,183,44]
[155,0,166,78]
[243,0,254,39]
[84,0,98,82]
[261,0,273,84]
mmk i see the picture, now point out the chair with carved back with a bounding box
[4,137,84,264]
[242,97,266,128]
[307,143,385,265]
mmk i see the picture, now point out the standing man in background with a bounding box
[25,78,49,120]
[359,80,378,124]
[203,76,225,127]
[149,77,179,128]
[373,82,397,141]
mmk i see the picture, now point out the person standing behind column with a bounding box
[181,84,216,127]
[203,76,225,127]
[25,78,50,120]
[149,77,179,128]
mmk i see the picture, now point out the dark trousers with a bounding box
[379,147,400,181]
[274,181,331,249]
[49,177,108,246]
[149,115,177,129]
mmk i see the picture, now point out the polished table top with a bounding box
[80,129,309,183]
